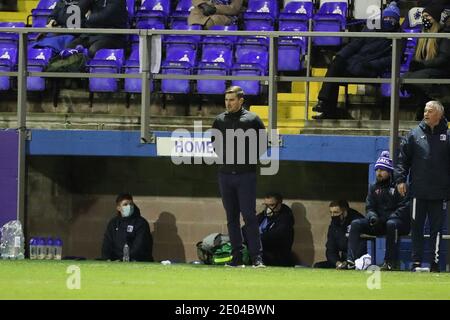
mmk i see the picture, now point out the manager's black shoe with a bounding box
[411,261,421,272]
[431,262,440,273]
[225,255,245,268]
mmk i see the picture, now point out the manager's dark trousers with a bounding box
[347,218,410,263]
[218,171,262,260]
[411,198,446,264]
[317,59,349,113]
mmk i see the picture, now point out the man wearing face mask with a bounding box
[313,200,365,269]
[242,193,294,266]
[312,1,402,119]
[343,151,410,271]
[101,193,153,262]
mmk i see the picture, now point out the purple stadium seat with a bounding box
[169,0,194,25]
[161,43,196,93]
[232,47,268,95]
[0,47,17,90]
[0,22,26,48]
[29,0,58,27]
[313,1,347,46]
[123,48,153,93]
[135,0,171,28]
[88,49,125,93]
[277,1,312,71]
[164,22,202,47]
[27,47,52,91]
[197,43,233,94]
[202,24,238,46]
[243,0,278,31]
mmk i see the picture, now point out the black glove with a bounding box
[409,60,425,72]
[199,3,216,16]
[368,215,379,226]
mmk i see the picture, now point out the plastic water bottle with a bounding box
[123,244,130,262]
[45,237,54,260]
[13,234,24,260]
[37,237,46,260]
[53,238,62,260]
[29,238,37,260]
[415,267,430,272]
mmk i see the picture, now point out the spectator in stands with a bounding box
[402,4,450,120]
[188,0,243,29]
[395,100,449,273]
[312,1,402,120]
[66,0,128,57]
[242,192,295,266]
[46,0,90,28]
[314,200,365,269]
[212,86,266,268]
[343,151,410,271]
[101,193,153,262]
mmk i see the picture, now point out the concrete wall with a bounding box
[25,156,368,265]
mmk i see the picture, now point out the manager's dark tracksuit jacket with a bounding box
[212,107,266,260]
[101,205,153,262]
[395,118,450,264]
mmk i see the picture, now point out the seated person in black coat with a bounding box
[314,200,365,269]
[243,192,295,266]
[101,193,153,262]
[312,1,402,120]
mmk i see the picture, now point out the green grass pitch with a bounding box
[1,260,449,299]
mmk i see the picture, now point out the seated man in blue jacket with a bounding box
[344,151,411,271]
[312,1,402,119]
[314,200,365,269]
[243,192,295,266]
[101,193,153,262]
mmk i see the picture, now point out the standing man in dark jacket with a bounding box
[212,86,266,268]
[312,1,402,119]
[314,200,365,269]
[345,151,411,271]
[395,100,449,272]
[243,192,295,266]
[101,193,153,262]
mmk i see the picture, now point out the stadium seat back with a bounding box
[88,49,125,93]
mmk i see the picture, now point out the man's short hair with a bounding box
[329,200,349,210]
[116,193,133,204]
[225,86,244,99]
[426,100,444,115]
[265,192,283,203]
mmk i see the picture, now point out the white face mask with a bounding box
[121,204,134,218]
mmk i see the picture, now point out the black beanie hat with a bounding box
[423,4,445,22]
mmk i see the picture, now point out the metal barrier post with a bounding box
[16,33,27,223]
[140,33,153,143]
[304,19,313,120]
[389,38,401,161]
[268,35,278,140]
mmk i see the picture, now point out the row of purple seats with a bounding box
[0,46,52,91]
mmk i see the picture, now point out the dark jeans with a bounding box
[218,171,262,260]
[68,35,126,58]
[317,59,350,114]
[411,198,446,264]
[347,217,410,263]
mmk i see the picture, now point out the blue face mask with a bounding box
[121,204,134,218]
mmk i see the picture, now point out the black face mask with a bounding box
[422,17,433,30]
[382,19,397,31]
[331,216,342,223]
